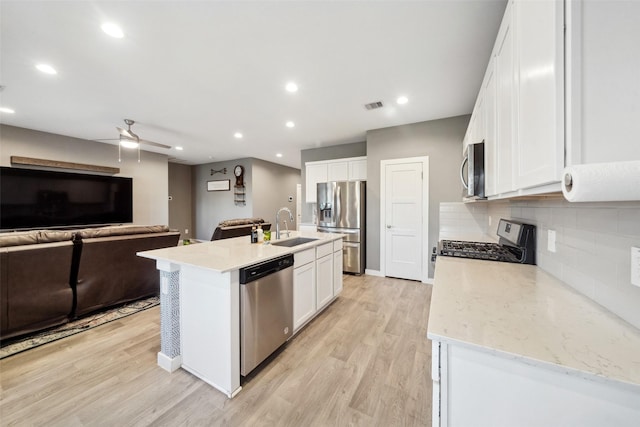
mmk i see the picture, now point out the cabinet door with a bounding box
[293,262,316,331]
[316,253,333,309]
[327,161,349,181]
[305,163,328,203]
[333,249,343,295]
[348,159,367,181]
[515,0,564,189]
[484,58,497,197]
[495,1,515,194]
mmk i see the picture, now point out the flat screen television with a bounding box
[0,167,133,230]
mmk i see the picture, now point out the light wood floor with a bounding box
[0,274,433,426]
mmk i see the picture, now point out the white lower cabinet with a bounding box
[333,248,343,295]
[431,340,640,427]
[292,241,342,333]
[293,258,316,331]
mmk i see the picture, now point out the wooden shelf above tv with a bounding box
[10,156,120,174]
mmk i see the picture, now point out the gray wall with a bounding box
[192,158,253,240]
[168,162,192,239]
[300,141,367,223]
[366,115,470,278]
[192,157,301,241]
[252,158,300,228]
[0,124,169,226]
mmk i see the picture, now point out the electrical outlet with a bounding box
[185,229,189,235]
[631,247,640,288]
[547,230,556,253]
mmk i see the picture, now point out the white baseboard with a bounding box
[157,352,182,373]
[365,269,384,277]
[423,278,434,285]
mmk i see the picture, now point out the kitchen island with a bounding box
[428,256,640,426]
[138,230,344,398]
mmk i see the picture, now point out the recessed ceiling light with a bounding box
[101,22,124,38]
[276,153,283,158]
[286,121,295,128]
[285,82,298,93]
[396,96,409,105]
[175,146,184,151]
[0,107,15,114]
[36,64,57,75]
[234,132,243,139]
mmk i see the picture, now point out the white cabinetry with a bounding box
[348,158,367,181]
[293,248,316,331]
[305,157,366,203]
[495,2,515,195]
[315,242,334,310]
[333,239,343,295]
[292,239,343,333]
[305,163,328,203]
[515,0,564,189]
[327,161,349,181]
[464,0,564,200]
[431,340,640,427]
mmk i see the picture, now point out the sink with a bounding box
[271,237,318,247]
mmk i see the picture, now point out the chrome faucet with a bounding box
[276,207,294,239]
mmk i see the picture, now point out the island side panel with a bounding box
[156,260,182,372]
[179,265,241,398]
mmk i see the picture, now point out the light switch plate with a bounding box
[547,230,556,253]
[631,247,640,288]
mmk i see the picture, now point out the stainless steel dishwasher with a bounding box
[239,254,294,376]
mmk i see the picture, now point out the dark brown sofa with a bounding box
[0,225,179,341]
[0,230,75,340]
[74,226,180,317]
[211,218,271,240]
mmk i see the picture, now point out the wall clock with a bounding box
[234,165,244,186]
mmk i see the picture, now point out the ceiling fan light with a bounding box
[120,137,139,149]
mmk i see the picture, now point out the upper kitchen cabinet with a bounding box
[565,0,640,165]
[494,1,515,195]
[514,0,564,189]
[305,157,367,203]
[305,162,328,203]
[466,0,564,200]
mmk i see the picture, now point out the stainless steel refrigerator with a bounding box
[316,181,365,274]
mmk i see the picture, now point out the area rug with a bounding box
[0,296,159,360]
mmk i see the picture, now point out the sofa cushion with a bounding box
[218,218,265,227]
[77,225,170,239]
[0,231,41,247]
[38,230,75,244]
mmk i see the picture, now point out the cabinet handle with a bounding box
[386,225,392,229]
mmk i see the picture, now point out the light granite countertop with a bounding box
[138,230,342,273]
[427,256,640,390]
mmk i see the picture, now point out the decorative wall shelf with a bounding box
[10,156,120,174]
[234,185,246,206]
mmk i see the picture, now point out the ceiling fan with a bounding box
[96,119,172,162]
[114,119,171,150]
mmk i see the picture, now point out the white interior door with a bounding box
[384,161,424,281]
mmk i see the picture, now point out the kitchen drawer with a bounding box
[294,248,315,267]
[316,242,333,258]
[333,238,343,252]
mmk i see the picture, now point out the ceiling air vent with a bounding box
[364,101,384,110]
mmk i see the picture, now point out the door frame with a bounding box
[380,156,429,283]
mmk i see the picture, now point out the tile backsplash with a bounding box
[439,198,640,330]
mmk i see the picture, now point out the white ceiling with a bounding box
[0,0,506,169]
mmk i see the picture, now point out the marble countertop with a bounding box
[138,230,342,273]
[427,256,640,389]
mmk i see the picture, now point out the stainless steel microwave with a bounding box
[460,141,486,199]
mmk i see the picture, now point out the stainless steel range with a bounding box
[439,219,536,265]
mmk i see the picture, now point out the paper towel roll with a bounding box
[562,161,640,202]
